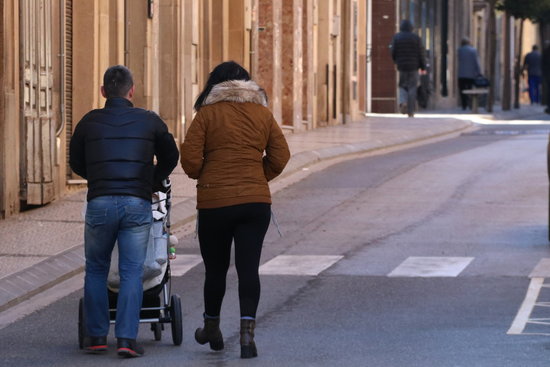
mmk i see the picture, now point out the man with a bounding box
[457,38,482,110]
[390,19,427,118]
[70,65,179,357]
[542,41,550,114]
[523,45,542,104]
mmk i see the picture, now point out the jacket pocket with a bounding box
[85,208,108,228]
[125,205,152,226]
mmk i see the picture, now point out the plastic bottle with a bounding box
[168,234,178,259]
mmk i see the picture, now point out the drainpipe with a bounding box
[56,0,66,137]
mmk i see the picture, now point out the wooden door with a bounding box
[20,0,56,205]
[370,0,397,112]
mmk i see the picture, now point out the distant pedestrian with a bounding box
[523,45,542,104]
[180,61,290,359]
[457,38,482,110]
[69,65,179,358]
[543,41,550,114]
[390,19,427,118]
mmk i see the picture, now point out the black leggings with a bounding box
[458,77,474,110]
[198,203,271,318]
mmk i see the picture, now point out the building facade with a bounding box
[368,0,475,112]
[1,0,518,218]
[0,0,369,218]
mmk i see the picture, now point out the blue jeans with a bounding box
[399,71,419,116]
[84,195,152,340]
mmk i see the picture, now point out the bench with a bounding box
[462,88,489,113]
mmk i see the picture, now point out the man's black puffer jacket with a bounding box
[69,97,179,201]
[391,20,426,72]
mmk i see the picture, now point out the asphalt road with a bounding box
[2,115,550,366]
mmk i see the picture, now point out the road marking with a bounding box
[388,256,474,277]
[169,255,203,277]
[259,255,343,276]
[508,277,544,335]
[529,258,550,278]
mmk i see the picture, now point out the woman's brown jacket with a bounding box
[180,80,290,209]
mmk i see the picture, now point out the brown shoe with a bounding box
[240,319,258,359]
[195,315,224,351]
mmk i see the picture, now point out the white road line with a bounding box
[507,277,544,335]
[169,255,203,277]
[529,258,550,278]
[259,255,343,276]
[388,256,474,277]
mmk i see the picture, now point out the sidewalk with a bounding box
[424,102,549,122]
[0,109,522,313]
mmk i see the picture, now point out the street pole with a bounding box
[440,0,448,97]
[502,11,512,111]
[487,0,497,113]
[513,18,523,109]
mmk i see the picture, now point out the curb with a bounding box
[278,119,473,180]
[0,118,472,313]
[0,246,84,313]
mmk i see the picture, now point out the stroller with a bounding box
[78,179,183,347]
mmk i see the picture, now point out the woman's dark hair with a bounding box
[194,61,251,111]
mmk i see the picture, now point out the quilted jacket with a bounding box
[180,80,290,209]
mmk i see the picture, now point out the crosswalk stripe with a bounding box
[508,277,545,335]
[529,258,550,278]
[259,255,343,276]
[388,256,474,277]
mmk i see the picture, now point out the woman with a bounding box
[180,61,290,359]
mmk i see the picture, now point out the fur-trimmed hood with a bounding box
[203,80,268,107]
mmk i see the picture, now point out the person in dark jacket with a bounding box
[523,45,542,104]
[69,65,179,358]
[542,41,550,113]
[458,38,483,110]
[390,19,427,117]
[180,61,290,359]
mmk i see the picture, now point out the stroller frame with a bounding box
[78,179,183,348]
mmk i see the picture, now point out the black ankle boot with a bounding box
[195,315,224,351]
[240,319,257,358]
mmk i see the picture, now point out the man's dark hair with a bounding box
[399,19,413,32]
[194,61,251,111]
[103,65,134,98]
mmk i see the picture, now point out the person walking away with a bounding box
[542,41,550,114]
[390,19,427,118]
[457,38,483,110]
[69,65,179,358]
[523,45,543,104]
[180,61,290,359]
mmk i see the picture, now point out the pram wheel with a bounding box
[151,322,163,341]
[170,294,183,346]
[78,297,85,349]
